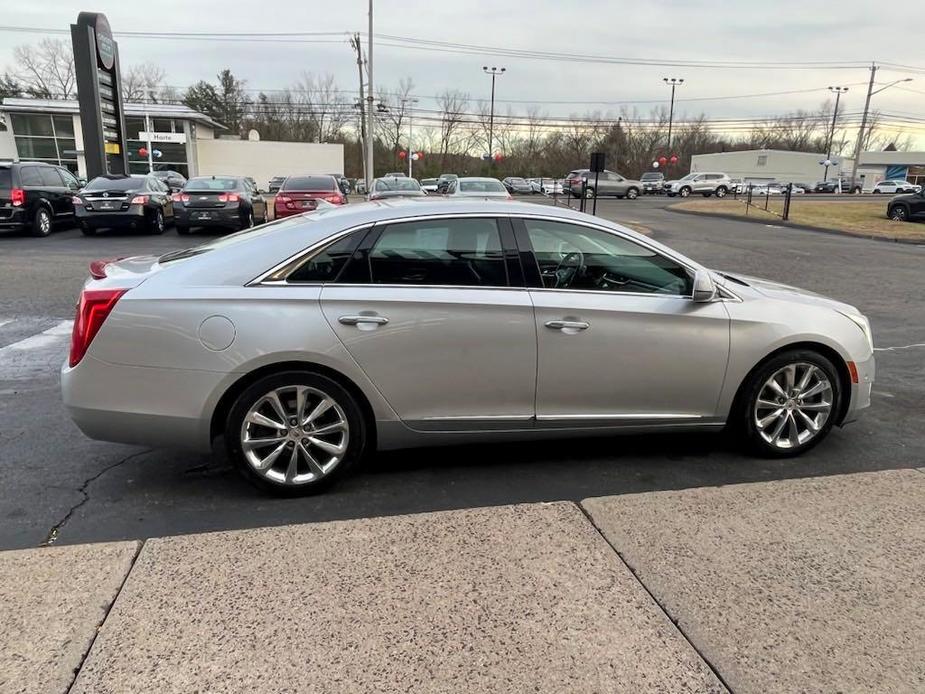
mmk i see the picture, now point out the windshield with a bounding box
[374,178,421,192]
[459,179,506,193]
[85,177,143,191]
[185,177,240,191]
[283,176,335,191]
[509,178,526,184]
[641,173,662,180]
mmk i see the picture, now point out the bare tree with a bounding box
[376,78,416,169]
[436,89,470,166]
[293,73,350,143]
[123,63,167,102]
[12,39,76,98]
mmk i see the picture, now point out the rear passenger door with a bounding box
[38,166,70,219]
[319,215,537,429]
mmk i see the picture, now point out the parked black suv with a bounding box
[75,174,174,235]
[0,161,82,236]
[887,189,925,223]
[812,179,862,194]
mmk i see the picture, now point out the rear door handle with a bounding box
[545,320,590,331]
[338,315,389,326]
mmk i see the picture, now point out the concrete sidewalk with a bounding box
[2,469,923,693]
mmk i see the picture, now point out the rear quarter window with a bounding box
[0,169,11,188]
[20,167,43,186]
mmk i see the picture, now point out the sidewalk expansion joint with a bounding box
[64,539,144,694]
[572,500,735,694]
[41,449,153,547]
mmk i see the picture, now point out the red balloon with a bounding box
[493,153,502,162]
[669,155,679,164]
[138,147,148,157]
[416,151,423,159]
[398,150,407,159]
[658,156,668,166]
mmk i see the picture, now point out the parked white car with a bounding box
[666,172,733,198]
[541,179,565,196]
[872,180,921,195]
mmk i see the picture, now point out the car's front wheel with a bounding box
[889,205,908,221]
[737,350,842,458]
[715,186,728,198]
[625,187,639,199]
[679,186,692,198]
[226,371,367,496]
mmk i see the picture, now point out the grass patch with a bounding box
[673,198,925,242]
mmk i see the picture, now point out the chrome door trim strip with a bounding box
[536,413,702,421]
[418,414,534,421]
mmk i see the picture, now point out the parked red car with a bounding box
[273,175,346,218]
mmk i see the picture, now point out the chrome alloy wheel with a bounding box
[754,363,832,449]
[240,385,349,485]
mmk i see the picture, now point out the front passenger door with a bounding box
[515,217,730,426]
[320,216,536,430]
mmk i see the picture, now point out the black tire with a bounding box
[625,187,639,200]
[79,222,96,236]
[30,206,52,237]
[584,187,595,199]
[715,186,728,198]
[176,223,191,235]
[148,209,165,235]
[226,371,367,496]
[888,205,908,222]
[873,189,881,195]
[679,186,692,198]
[735,349,842,458]
[241,210,254,230]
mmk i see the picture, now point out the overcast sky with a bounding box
[1,0,922,145]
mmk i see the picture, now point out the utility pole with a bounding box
[482,66,505,163]
[365,0,374,190]
[824,86,848,183]
[350,34,367,187]
[404,97,419,177]
[849,65,913,190]
[663,77,684,154]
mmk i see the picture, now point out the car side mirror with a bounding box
[692,271,717,303]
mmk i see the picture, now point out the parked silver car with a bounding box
[444,177,511,198]
[666,172,733,198]
[62,200,874,495]
[566,169,643,199]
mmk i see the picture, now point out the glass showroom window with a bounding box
[126,116,189,177]
[10,113,78,172]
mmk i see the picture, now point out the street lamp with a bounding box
[823,86,848,183]
[482,66,506,162]
[663,77,684,154]
[403,97,419,177]
[849,65,914,189]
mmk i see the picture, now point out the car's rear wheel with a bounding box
[737,350,841,458]
[626,187,639,199]
[873,188,882,194]
[584,187,595,199]
[889,205,908,221]
[148,209,165,235]
[31,207,52,237]
[241,210,254,230]
[226,371,367,496]
[79,222,95,236]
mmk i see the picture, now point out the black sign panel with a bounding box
[71,12,128,178]
[590,152,606,173]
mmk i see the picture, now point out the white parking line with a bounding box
[874,343,925,352]
[0,319,13,330]
[0,320,73,354]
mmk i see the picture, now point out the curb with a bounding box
[666,205,925,246]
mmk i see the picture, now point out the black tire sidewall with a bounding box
[737,349,842,458]
[32,207,52,237]
[226,371,367,496]
[150,209,165,234]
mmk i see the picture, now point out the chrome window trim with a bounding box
[248,223,373,286]
[536,413,702,421]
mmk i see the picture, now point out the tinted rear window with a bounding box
[374,178,421,192]
[459,179,506,193]
[86,177,141,191]
[185,177,240,190]
[0,169,10,188]
[283,176,336,191]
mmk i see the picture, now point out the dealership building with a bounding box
[0,97,344,187]
[689,148,925,191]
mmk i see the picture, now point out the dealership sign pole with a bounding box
[71,12,128,179]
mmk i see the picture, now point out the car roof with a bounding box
[457,177,503,182]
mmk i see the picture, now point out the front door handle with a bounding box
[545,320,590,331]
[339,315,389,326]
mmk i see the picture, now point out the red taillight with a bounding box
[324,194,343,204]
[11,188,25,206]
[130,195,149,205]
[69,288,127,367]
[72,196,84,206]
[171,193,190,203]
[218,193,240,203]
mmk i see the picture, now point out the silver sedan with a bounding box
[62,199,874,495]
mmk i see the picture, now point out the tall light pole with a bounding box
[663,77,684,154]
[849,64,913,190]
[823,86,848,183]
[404,97,419,177]
[482,66,505,162]
[365,0,374,189]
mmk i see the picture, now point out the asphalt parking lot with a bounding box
[1,195,923,551]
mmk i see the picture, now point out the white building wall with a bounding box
[195,139,344,189]
[690,149,853,184]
